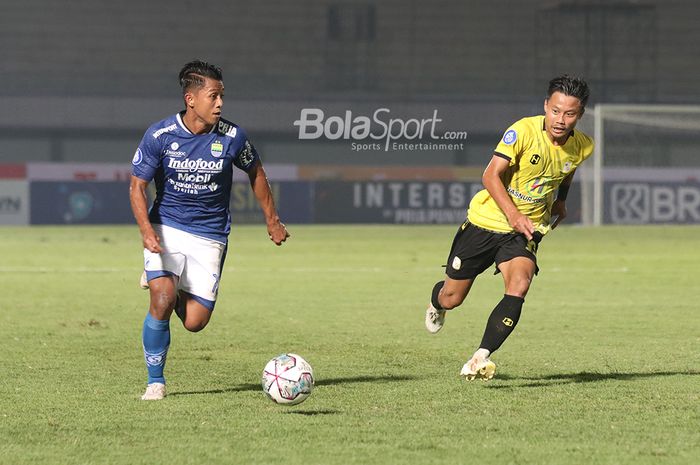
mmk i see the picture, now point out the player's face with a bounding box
[543,91,584,144]
[186,77,224,128]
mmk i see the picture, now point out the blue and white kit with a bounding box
[132,112,259,243]
[132,112,259,307]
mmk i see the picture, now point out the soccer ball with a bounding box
[261,353,314,405]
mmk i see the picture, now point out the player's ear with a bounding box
[185,92,195,108]
[543,98,549,113]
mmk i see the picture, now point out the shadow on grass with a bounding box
[487,370,700,389]
[170,374,421,396]
[283,409,340,416]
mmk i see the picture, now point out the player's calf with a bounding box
[425,281,447,333]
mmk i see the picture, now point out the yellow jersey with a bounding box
[467,115,593,234]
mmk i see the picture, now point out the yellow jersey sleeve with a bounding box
[493,119,531,166]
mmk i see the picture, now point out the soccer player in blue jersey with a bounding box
[129,60,289,400]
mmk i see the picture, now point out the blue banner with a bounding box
[30,181,133,225]
[229,181,313,224]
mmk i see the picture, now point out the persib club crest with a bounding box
[211,141,224,158]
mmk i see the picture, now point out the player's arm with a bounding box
[482,154,535,240]
[550,170,575,229]
[247,160,290,245]
[129,175,162,253]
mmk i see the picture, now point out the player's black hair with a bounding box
[547,75,590,108]
[178,60,223,94]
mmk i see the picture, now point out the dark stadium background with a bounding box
[1,0,698,225]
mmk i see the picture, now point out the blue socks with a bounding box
[142,313,170,384]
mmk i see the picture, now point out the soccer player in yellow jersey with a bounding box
[425,75,594,380]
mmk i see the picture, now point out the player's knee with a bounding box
[183,319,208,333]
[506,275,532,297]
[150,290,177,315]
[439,290,465,310]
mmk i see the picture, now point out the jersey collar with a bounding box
[176,112,217,135]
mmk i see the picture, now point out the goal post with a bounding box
[580,104,700,226]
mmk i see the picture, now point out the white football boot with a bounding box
[460,350,496,381]
[425,303,446,333]
[141,382,166,400]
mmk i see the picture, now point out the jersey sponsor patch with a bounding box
[132,148,143,165]
[217,120,237,138]
[239,141,255,167]
[526,176,551,199]
[502,129,517,145]
[452,256,462,270]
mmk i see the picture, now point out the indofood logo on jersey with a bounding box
[293,108,467,152]
[168,158,223,172]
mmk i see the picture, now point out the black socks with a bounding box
[431,281,445,310]
[479,294,524,353]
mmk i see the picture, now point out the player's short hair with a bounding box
[178,60,223,94]
[547,75,590,109]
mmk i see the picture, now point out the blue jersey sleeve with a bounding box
[232,128,259,172]
[131,130,163,181]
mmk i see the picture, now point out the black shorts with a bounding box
[445,221,540,280]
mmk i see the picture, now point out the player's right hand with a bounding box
[508,212,535,241]
[268,221,290,246]
[142,231,162,253]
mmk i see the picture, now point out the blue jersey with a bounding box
[131,112,259,243]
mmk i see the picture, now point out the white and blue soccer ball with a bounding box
[261,353,314,405]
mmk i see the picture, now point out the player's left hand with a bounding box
[550,199,567,229]
[267,221,290,246]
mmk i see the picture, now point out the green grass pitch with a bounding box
[1,224,698,465]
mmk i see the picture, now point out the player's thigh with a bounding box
[445,222,500,281]
[143,224,187,282]
[178,291,213,332]
[497,257,537,297]
[179,235,226,304]
[148,275,178,318]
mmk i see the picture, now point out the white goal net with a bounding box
[577,105,700,225]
